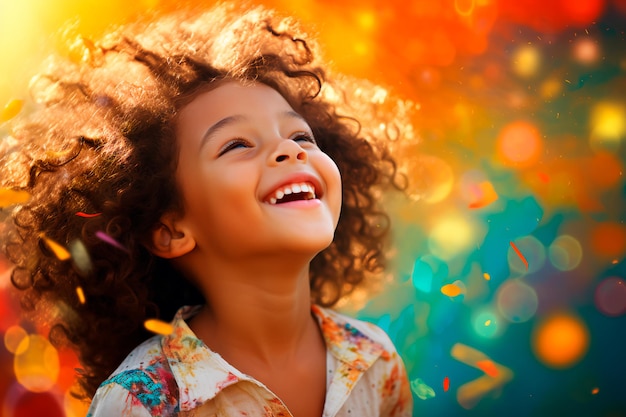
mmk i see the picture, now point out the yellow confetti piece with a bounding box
[76,286,86,304]
[0,188,30,208]
[483,273,491,281]
[441,283,464,297]
[40,235,71,261]
[0,98,24,122]
[485,320,492,326]
[144,319,174,336]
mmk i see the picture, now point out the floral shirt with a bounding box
[87,305,413,416]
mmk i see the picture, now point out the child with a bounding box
[1,3,413,416]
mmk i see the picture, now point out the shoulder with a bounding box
[87,335,180,417]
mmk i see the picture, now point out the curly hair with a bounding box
[0,2,406,399]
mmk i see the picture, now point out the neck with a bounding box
[185,254,318,365]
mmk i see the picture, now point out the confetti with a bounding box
[485,320,492,326]
[443,376,450,392]
[76,286,86,304]
[75,211,102,218]
[476,360,499,377]
[95,231,128,252]
[451,343,513,410]
[0,98,24,122]
[0,188,30,208]
[441,283,464,297]
[144,319,174,336]
[483,272,491,281]
[591,387,599,395]
[538,172,550,183]
[468,181,498,209]
[69,239,93,275]
[410,378,436,400]
[510,241,529,270]
[40,235,71,261]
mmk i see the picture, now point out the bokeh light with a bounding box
[548,235,583,271]
[403,153,455,203]
[13,335,60,393]
[496,121,543,168]
[428,213,482,261]
[2,0,626,416]
[532,312,590,369]
[572,37,600,64]
[594,277,626,317]
[471,308,504,338]
[511,45,541,78]
[496,279,539,323]
[589,101,626,152]
[590,221,626,259]
[3,383,65,417]
[507,236,546,275]
[4,325,28,355]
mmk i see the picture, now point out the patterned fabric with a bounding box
[87,305,413,416]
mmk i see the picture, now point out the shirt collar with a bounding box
[161,305,386,411]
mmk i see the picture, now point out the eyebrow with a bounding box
[198,110,309,151]
[199,114,246,151]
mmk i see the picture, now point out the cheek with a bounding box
[322,157,343,217]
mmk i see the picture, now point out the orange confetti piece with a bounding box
[76,286,86,304]
[476,360,499,377]
[443,376,450,392]
[75,211,102,218]
[591,387,599,395]
[451,343,513,410]
[611,259,619,264]
[41,235,71,260]
[1,98,24,122]
[441,283,464,297]
[538,172,550,183]
[468,181,498,209]
[144,319,174,336]
[483,272,491,281]
[0,188,30,208]
[510,241,529,270]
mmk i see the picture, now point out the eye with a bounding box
[291,132,317,145]
[218,138,252,156]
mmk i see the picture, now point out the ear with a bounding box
[149,213,196,259]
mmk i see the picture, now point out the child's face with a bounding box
[172,81,342,260]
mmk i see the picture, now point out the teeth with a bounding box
[267,182,317,204]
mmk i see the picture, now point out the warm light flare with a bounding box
[532,312,589,369]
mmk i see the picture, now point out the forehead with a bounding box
[176,81,295,124]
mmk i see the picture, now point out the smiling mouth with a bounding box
[266,182,317,205]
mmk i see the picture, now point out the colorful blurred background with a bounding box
[1,0,626,416]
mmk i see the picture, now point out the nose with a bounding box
[268,139,308,165]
